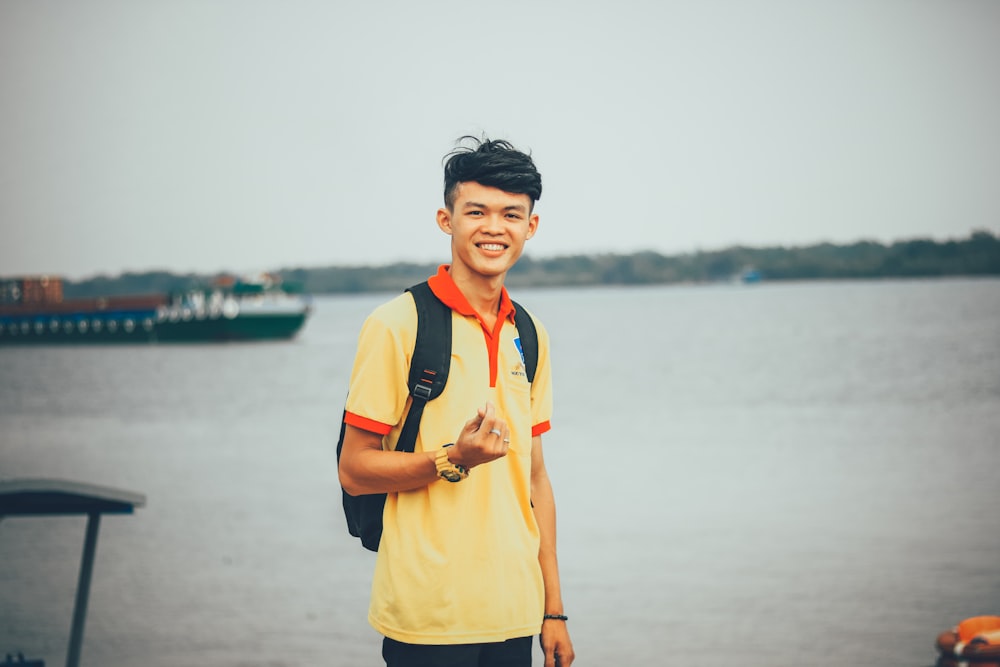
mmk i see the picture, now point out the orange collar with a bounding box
[427,265,516,325]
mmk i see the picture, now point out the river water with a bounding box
[2,277,999,666]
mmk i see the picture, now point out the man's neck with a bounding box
[447,266,505,321]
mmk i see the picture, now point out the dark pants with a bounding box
[382,635,533,667]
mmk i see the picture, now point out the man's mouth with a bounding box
[477,243,507,252]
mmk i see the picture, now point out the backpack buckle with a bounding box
[412,383,433,400]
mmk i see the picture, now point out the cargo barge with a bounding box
[0,275,312,344]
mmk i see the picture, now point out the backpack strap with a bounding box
[510,299,538,383]
[396,281,452,453]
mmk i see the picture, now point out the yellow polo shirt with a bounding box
[344,266,553,644]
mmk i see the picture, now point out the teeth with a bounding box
[480,244,505,251]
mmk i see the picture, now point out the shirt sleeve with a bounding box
[529,314,554,436]
[344,300,413,436]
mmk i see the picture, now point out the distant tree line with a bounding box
[61,230,1000,298]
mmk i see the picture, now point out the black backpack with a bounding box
[336,281,539,551]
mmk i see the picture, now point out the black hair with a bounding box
[442,135,542,211]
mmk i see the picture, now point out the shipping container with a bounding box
[16,276,64,304]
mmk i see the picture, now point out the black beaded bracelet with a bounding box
[543,614,568,621]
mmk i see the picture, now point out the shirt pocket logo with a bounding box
[511,337,527,379]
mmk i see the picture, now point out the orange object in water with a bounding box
[936,616,1000,664]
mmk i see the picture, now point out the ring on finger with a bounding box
[489,428,502,437]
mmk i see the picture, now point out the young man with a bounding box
[338,136,575,667]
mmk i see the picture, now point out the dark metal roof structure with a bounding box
[1,478,146,667]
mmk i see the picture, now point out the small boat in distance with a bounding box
[0,274,312,345]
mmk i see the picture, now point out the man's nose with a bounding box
[482,213,504,232]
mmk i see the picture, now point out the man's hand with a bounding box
[541,619,575,666]
[448,401,510,469]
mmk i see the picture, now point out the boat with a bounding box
[0,274,312,344]
[935,615,1000,665]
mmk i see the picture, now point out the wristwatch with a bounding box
[435,445,468,483]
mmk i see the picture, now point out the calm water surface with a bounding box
[2,278,999,666]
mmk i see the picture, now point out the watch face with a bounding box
[440,470,462,483]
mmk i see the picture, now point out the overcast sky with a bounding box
[2,0,998,280]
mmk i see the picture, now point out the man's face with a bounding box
[436,181,539,282]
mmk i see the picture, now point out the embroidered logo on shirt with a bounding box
[511,337,527,378]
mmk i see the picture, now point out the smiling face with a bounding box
[437,181,539,286]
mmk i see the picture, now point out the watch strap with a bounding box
[435,445,468,482]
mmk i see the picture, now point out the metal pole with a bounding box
[66,512,100,667]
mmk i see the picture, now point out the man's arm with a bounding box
[339,402,512,496]
[338,423,437,496]
[531,435,575,667]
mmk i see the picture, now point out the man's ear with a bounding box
[436,208,453,235]
[526,213,539,240]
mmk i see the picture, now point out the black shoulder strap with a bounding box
[396,281,451,453]
[511,299,538,383]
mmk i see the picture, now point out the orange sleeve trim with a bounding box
[531,420,551,437]
[344,411,393,436]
